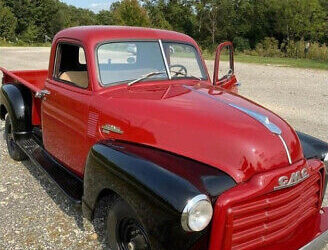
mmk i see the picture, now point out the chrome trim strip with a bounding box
[159,39,171,79]
[101,124,123,135]
[278,134,292,165]
[229,104,282,135]
[299,228,328,250]
[183,86,293,164]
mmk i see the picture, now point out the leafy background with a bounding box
[0,0,327,62]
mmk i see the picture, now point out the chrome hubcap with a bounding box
[118,218,150,250]
[127,242,135,250]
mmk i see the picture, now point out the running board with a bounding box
[17,137,83,204]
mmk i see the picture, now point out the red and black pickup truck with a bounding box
[1,26,328,250]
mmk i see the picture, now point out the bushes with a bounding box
[307,43,328,61]
[244,37,328,61]
[244,37,282,57]
[283,40,328,61]
[283,40,306,58]
[233,37,250,52]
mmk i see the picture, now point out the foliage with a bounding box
[245,38,328,62]
[233,36,250,52]
[0,0,327,64]
[254,37,282,57]
[270,0,327,42]
[0,0,17,40]
[110,0,151,27]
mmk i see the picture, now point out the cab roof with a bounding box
[54,26,197,47]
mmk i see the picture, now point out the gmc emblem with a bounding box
[274,168,309,190]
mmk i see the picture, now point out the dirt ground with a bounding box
[0,47,327,249]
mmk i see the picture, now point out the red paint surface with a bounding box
[1,26,327,249]
[213,41,238,92]
[209,159,328,250]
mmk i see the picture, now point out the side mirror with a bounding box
[213,42,237,90]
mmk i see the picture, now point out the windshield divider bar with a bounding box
[159,39,171,80]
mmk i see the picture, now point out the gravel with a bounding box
[0,120,106,249]
[0,47,327,249]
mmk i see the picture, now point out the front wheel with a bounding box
[5,116,27,161]
[106,198,151,250]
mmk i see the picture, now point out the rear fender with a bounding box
[83,140,236,249]
[0,83,32,137]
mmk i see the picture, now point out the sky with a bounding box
[60,0,116,13]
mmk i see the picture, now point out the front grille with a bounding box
[225,173,322,250]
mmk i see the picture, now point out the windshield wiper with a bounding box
[170,70,202,81]
[127,71,166,86]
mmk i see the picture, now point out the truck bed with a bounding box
[0,67,47,92]
[0,67,47,126]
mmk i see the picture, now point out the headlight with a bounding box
[181,194,213,232]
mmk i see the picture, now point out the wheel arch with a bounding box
[82,140,236,249]
[0,83,32,137]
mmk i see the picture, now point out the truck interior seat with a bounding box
[60,71,88,88]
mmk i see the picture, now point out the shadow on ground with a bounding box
[20,158,110,249]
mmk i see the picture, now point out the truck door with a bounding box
[213,41,239,93]
[41,42,91,177]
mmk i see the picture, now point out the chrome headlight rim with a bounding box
[181,194,213,232]
[324,152,328,169]
[324,153,328,163]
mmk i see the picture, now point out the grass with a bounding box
[0,39,51,47]
[203,52,328,71]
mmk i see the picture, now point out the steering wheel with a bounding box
[169,64,187,77]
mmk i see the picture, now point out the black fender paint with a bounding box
[0,84,32,137]
[296,131,328,198]
[296,131,328,160]
[83,140,236,250]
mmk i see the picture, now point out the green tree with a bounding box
[195,0,235,46]
[96,10,113,25]
[3,0,35,36]
[162,0,196,35]
[31,0,66,41]
[110,0,151,27]
[0,1,17,40]
[20,24,39,42]
[271,0,327,42]
[142,0,172,29]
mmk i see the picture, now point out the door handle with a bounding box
[35,89,51,99]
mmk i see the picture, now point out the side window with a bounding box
[54,43,89,89]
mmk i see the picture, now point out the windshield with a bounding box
[97,41,207,86]
[162,42,206,80]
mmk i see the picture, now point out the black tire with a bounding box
[106,198,151,250]
[4,116,27,161]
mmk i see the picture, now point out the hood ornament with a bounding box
[229,104,281,135]
[182,86,292,165]
[229,103,292,164]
